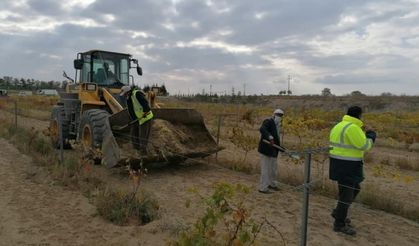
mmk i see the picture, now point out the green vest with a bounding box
[131,89,154,125]
[329,115,372,161]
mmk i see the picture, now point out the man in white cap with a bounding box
[257,108,284,194]
[120,86,154,154]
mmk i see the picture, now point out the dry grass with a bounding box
[395,156,419,171]
[217,157,256,174]
[358,184,419,222]
[95,187,159,225]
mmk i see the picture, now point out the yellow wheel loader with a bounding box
[50,50,220,167]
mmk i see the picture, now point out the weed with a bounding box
[95,163,158,225]
[95,187,159,225]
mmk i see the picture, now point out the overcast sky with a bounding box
[1,0,419,95]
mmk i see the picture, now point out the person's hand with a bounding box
[268,136,274,145]
[366,130,377,143]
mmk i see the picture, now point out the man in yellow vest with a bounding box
[329,106,376,236]
[120,86,154,154]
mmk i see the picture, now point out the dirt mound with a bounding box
[119,119,219,163]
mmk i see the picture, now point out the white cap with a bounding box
[120,85,131,96]
[273,108,284,115]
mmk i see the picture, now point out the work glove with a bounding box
[365,130,377,143]
[268,136,274,145]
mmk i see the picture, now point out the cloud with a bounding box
[0,0,418,95]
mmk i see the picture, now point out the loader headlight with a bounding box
[86,84,96,91]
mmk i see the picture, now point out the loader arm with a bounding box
[102,88,124,114]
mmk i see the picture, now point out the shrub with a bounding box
[171,183,286,246]
[95,187,159,225]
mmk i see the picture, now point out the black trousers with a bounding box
[334,180,361,227]
[131,120,152,153]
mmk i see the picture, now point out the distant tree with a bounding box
[279,90,287,95]
[350,90,365,96]
[380,92,393,96]
[160,84,168,96]
[287,90,292,95]
[143,85,150,92]
[321,88,332,96]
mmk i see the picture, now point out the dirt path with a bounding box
[0,138,164,246]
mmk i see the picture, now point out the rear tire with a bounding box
[50,105,71,149]
[79,109,110,149]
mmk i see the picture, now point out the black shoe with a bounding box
[258,189,274,194]
[333,225,356,236]
[331,210,351,225]
[268,185,280,191]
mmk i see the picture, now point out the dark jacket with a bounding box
[329,158,364,184]
[126,90,151,120]
[258,118,281,158]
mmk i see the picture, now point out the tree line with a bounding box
[0,76,62,90]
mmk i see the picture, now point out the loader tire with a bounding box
[50,105,71,149]
[79,109,110,149]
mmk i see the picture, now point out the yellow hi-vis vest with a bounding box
[329,115,373,161]
[131,89,154,125]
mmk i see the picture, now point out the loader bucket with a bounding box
[102,108,221,168]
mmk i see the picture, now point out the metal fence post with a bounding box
[14,100,17,128]
[215,114,222,163]
[300,151,312,246]
[58,111,64,164]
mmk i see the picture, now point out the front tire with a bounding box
[79,109,110,149]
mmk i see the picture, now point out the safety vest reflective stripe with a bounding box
[340,123,352,144]
[329,138,372,151]
[139,111,154,125]
[131,90,153,125]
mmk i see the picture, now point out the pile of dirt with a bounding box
[120,119,219,163]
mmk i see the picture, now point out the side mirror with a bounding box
[137,65,143,76]
[73,59,84,70]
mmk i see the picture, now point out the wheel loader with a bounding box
[50,50,220,167]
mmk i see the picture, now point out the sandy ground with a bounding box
[1,109,419,245]
[1,137,419,245]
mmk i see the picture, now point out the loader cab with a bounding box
[74,50,142,87]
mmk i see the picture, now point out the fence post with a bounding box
[236,104,240,125]
[14,100,17,128]
[58,111,64,164]
[300,151,312,246]
[215,114,222,163]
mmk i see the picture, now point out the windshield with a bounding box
[81,52,130,86]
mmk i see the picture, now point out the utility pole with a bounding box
[210,84,212,96]
[243,83,246,96]
[287,75,291,95]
